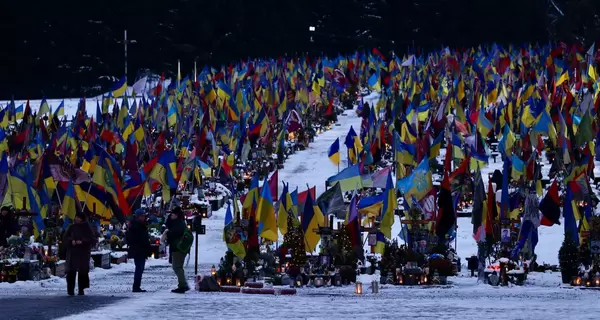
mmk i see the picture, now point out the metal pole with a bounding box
[177,59,181,88]
[124,30,128,81]
[195,231,199,275]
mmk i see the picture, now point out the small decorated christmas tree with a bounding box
[284,214,306,268]
[558,232,579,284]
[334,224,356,267]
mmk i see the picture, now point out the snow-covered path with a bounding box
[279,91,377,197]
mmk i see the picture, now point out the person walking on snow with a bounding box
[165,206,190,293]
[127,209,152,292]
[63,213,96,296]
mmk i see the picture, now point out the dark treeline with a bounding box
[1,0,597,99]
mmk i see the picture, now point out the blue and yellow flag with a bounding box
[301,189,324,252]
[3,159,45,237]
[379,171,397,238]
[328,137,340,166]
[112,76,128,97]
[149,149,178,202]
[277,183,296,236]
[397,158,432,206]
[224,203,246,259]
[62,181,77,220]
[257,176,277,241]
[511,154,524,181]
[326,164,362,193]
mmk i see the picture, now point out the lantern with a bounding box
[295,276,303,288]
[398,275,404,285]
[575,276,582,286]
[217,278,222,286]
[211,265,217,277]
[334,273,342,287]
[586,280,592,287]
[371,280,379,294]
[596,278,600,287]
[236,279,242,287]
[226,273,232,285]
[355,281,363,295]
[314,276,324,288]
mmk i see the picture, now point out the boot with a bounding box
[78,289,85,296]
[66,272,76,296]
[171,288,187,294]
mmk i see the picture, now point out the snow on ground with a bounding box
[191,206,228,265]
[56,274,600,320]
[456,216,563,266]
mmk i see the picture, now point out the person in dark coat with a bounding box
[165,207,190,293]
[0,206,15,248]
[127,209,151,292]
[63,213,96,296]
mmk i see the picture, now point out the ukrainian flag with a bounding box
[368,72,381,92]
[112,76,128,98]
[167,103,178,128]
[358,193,385,216]
[257,176,277,242]
[301,190,324,252]
[556,71,569,87]
[326,164,363,193]
[428,131,443,160]
[39,98,50,116]
[498,125,515,157]
[395,136,416,165]
[379,171,397,238]
[397,158,432,206]
[451,133,464,159]
[62,181,77,220]
[373,231,387,254]
[277,183,295,236]
[133,118,145,142]
[224,203,246,259]
[511,154,524,181]
[149,148,178,202]
[198,160,212,177]
[477,108,493,138]
[2,160,45,237]
[242,173,259,211]
[75,182,113,220]
[54,100,65,118]
[0,107,8,129]
[328,138,340,166]
[15,104,23,121]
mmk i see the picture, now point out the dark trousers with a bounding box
[67,271,89,294]
[133,256,146,290]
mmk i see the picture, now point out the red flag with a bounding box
[268,170,278,200]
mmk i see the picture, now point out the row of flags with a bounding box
[316,42,600,255]
[1,49,390,238]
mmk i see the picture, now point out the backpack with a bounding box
[176,221,194,253]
